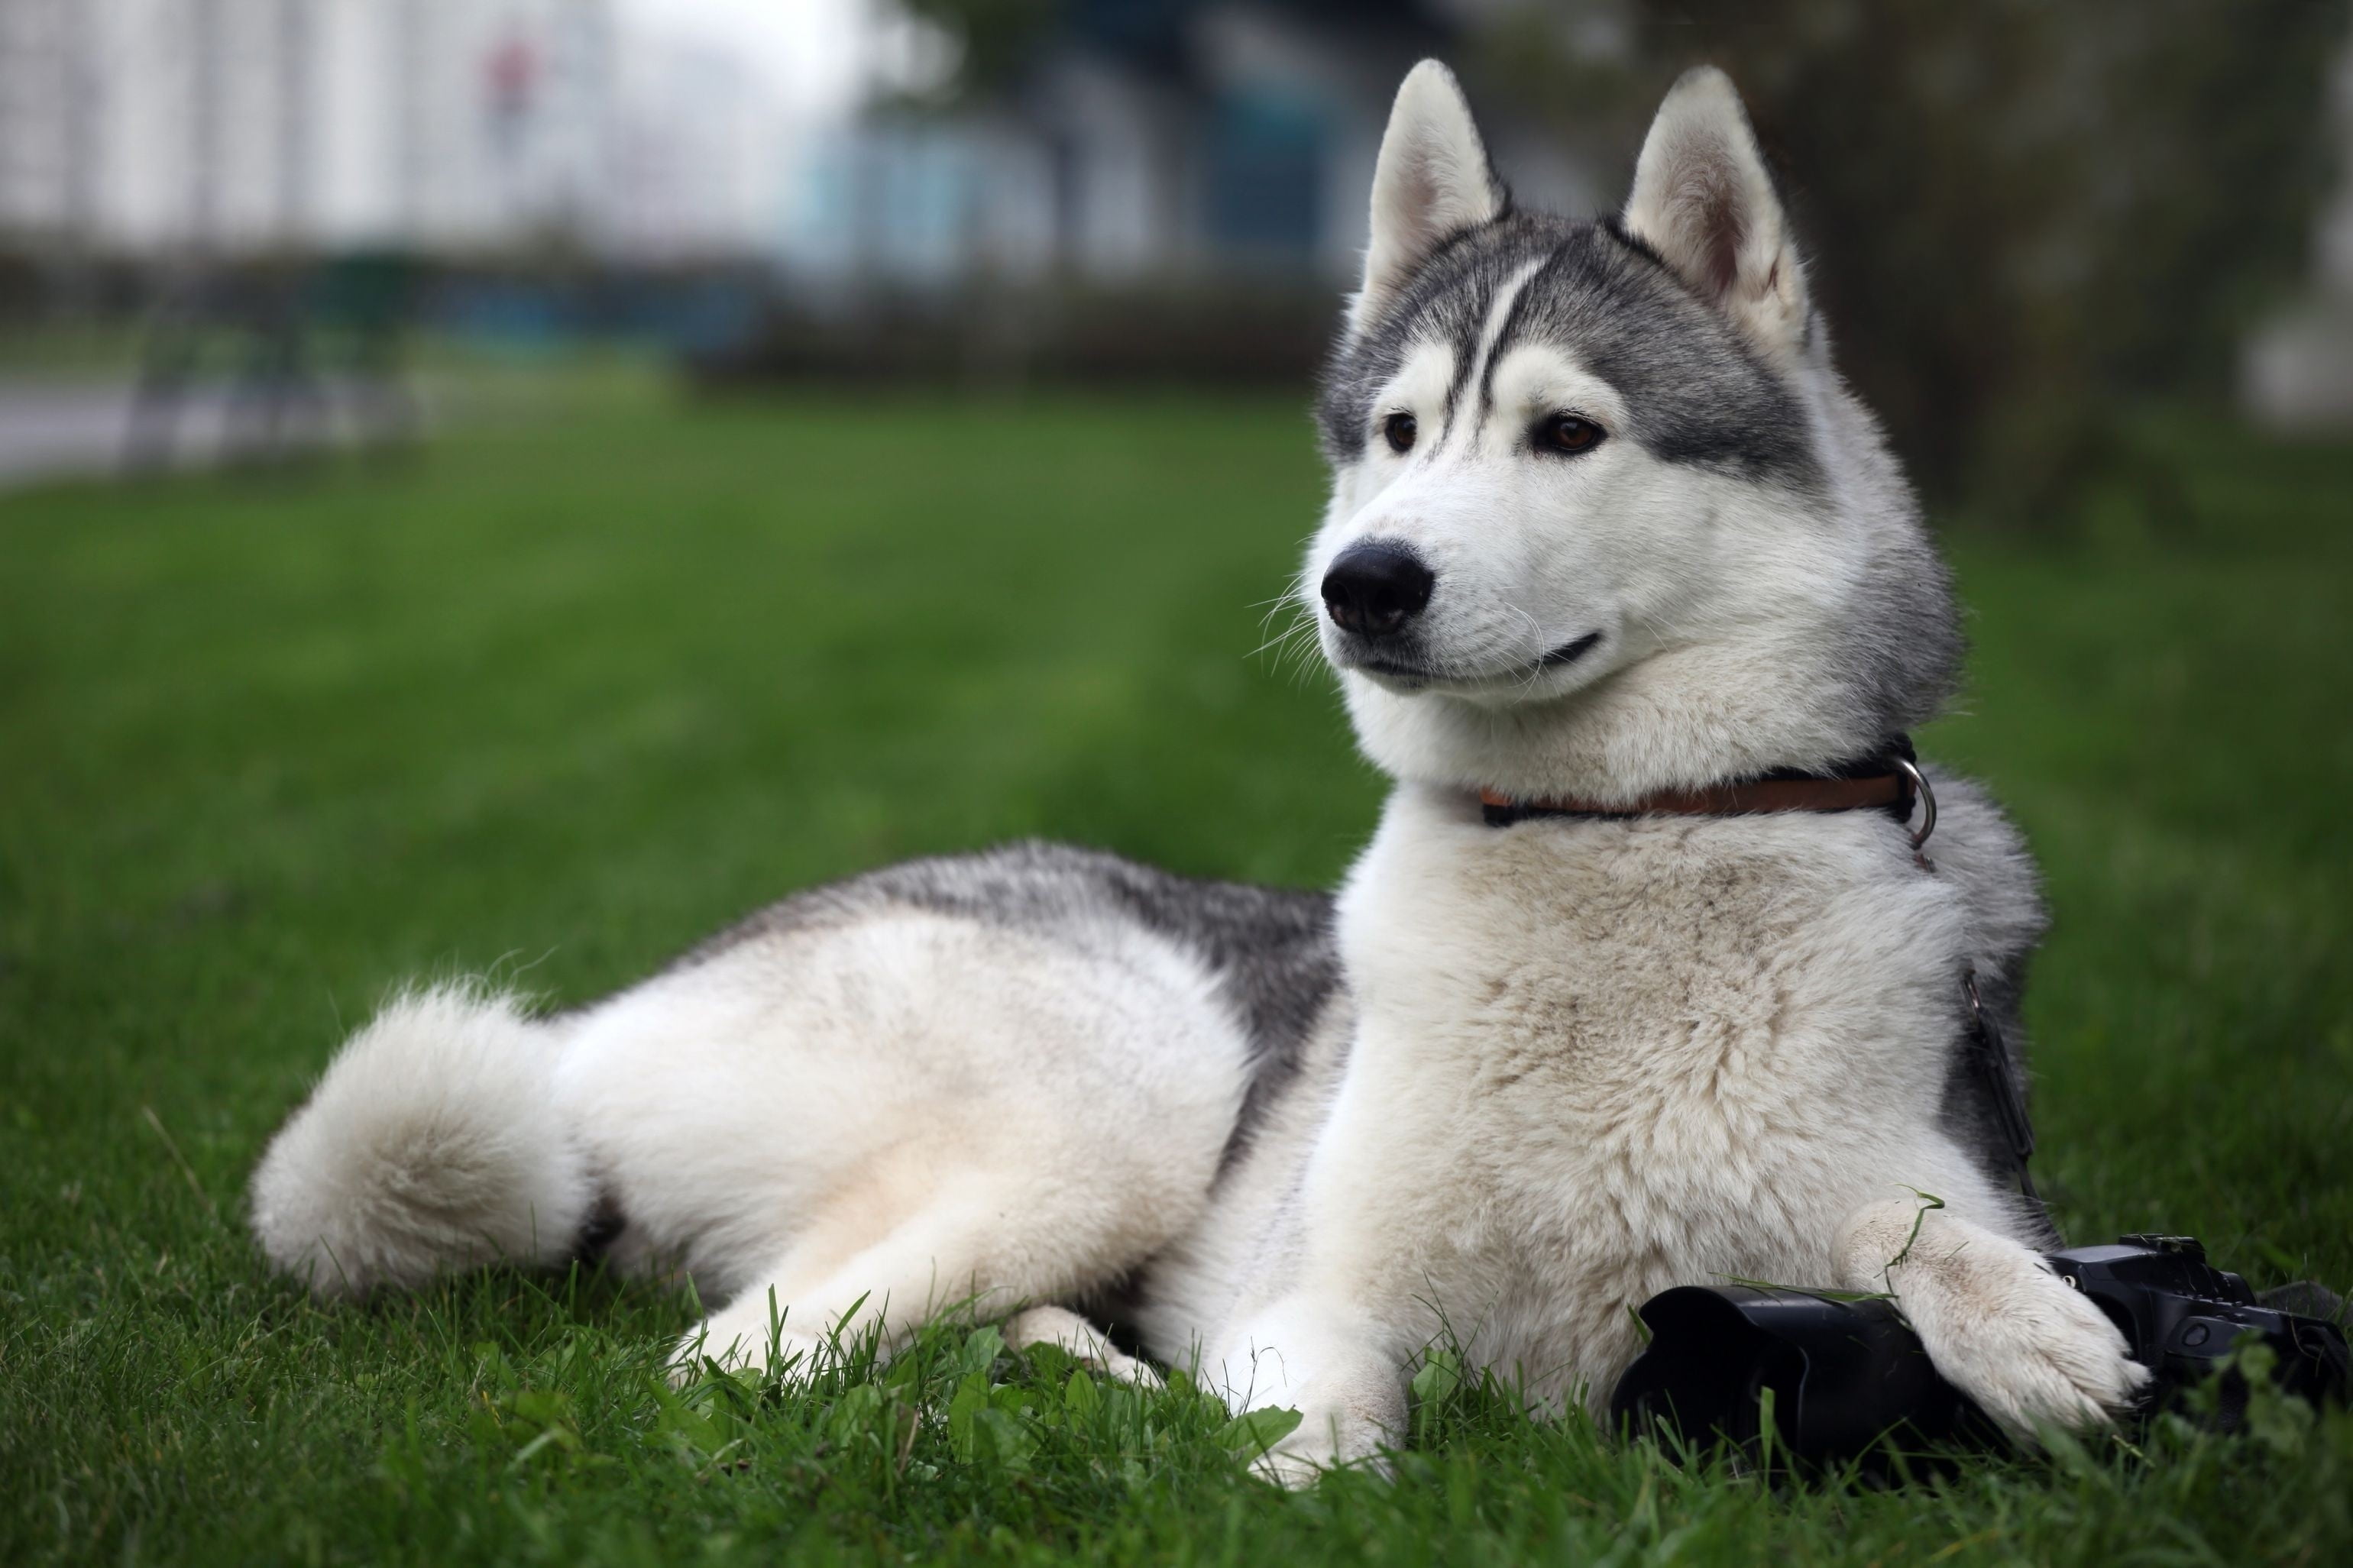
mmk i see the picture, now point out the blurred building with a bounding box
[0,0,730,259]
[607,29,779,263]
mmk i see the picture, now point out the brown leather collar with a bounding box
[1479,743,1922,832]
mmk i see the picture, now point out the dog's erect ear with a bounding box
[1623,67,1810,360]
[1355,60,1508,331]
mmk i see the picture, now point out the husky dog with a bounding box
[251,64,2147,1481]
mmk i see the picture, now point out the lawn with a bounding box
[2,382,2348,1564]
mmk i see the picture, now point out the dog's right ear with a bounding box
[1354,60,1509,332]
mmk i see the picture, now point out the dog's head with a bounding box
[1308,63,1960,803]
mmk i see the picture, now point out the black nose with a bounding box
[1321,541,1435,639]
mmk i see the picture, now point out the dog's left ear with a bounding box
[1623,67,1810,360]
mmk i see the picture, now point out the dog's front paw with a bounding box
[1245,1398,1393,1488]
[1248,1437,1332,1489]
[1837,1198,2151,1444]
[1903,1256,2149,1440]
[667,1309,827,1389]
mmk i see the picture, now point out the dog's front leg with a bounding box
[1213,1292,1413,1486]
[1206,1091,1449,1482]
[1834,1196,2149,1441]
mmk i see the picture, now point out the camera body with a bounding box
[1609,1235,2348,1471]
[2048,1234,2348,1423]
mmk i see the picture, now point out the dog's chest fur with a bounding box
[1327,783,1981,1401]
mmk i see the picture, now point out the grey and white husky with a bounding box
[251,64,2147,1480]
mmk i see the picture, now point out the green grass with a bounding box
[3,383,2348,1565]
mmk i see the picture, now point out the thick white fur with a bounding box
[1164,788,2140,1480]
[254,907,1251,1384]
[248,63,2147,1483]
[249,984,591,1297]
[567,912,1245,1378]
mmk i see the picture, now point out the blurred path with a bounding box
[0,377,420,492]
[0,381,149,490]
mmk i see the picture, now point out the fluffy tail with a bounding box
[249,983,593,1298]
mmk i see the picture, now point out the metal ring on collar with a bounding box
[1892,757,1936,851]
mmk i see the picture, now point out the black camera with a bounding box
[1609,1235,2349,1472]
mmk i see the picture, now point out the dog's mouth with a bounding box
[1536,632,1603,668]
[1343,631,1604,692]
[1348,652,1438,683]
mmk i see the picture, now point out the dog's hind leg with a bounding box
[672,1201,992,1383]
[1834,1196,2148,1441]
[670,1178,1143,1386]
[1002,1305,1160,1386]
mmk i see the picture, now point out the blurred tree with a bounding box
[898,0,1440,95]
[894,0,1060,96]
[882,1,2345,512]
[1464,0,2350,514]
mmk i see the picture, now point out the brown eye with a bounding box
[1534,413,1604,455]
[1383,412,1417,454]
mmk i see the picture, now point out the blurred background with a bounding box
[2,0,2350,499]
